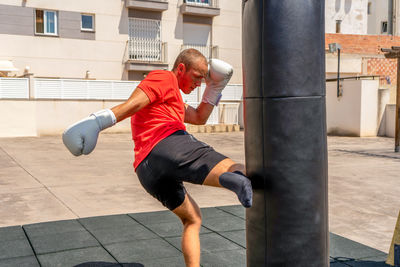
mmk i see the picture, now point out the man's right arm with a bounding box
[62,87,150,156]
[111,87,150,122]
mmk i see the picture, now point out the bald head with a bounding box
[173,49,207,71]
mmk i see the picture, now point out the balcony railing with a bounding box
[181,44,218,59]
[128,18,166,62]
[185,0,218,8]
[129,39,167,62]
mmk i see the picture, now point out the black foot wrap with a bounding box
[219,171,253,208]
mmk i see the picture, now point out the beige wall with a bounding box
[0,0,243,83]
[326,79,380,136]
[384,104,396,137]
[0,100,131,137]
[367,0,390,34]
[325,0,368,34]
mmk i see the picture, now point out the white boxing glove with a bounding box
[62,109,116,156]
[202,59,233,106]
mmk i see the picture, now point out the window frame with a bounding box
[35,9,58,36]
[81,13,95,32]
[382,21,388,33]
[186,0,211,7]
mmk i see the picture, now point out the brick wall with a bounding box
[325,34,398,103]
[325,33,400,54]
[366,58,397,86]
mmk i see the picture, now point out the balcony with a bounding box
[180,0,220,17]
[126,0,168,12]
[126,40,168,71]
[181,44,218,60]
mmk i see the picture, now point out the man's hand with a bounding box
[62,109,116,156]
[202,59,233,106]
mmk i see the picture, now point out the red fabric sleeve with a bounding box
[137,71,167,103]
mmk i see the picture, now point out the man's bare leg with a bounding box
[172,193,202,267]
[203,158,245,187]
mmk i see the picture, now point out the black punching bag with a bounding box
[242,1,329,266]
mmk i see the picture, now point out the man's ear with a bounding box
[177,63,186,74]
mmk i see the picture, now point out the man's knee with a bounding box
[181,213,202,228]
[173,194,202,227]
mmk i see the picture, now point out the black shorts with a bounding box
[136,130,227,211]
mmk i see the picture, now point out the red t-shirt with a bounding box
[131,70,186,169]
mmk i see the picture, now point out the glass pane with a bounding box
[82,15,93,30]
[45,11,56,34]
[35,10,44,33]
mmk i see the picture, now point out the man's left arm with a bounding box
[184,102,214,125]
[184,59,233,125]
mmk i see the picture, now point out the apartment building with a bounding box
[0,0,242,83]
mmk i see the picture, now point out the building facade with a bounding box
[0,0,242,83]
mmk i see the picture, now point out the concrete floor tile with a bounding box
[217,205,245,219]
[28,230,99,255]
[0,166,42,190]
[0,226,26,241]
[37,247,117,267]
[79,214,139,231]
[24,219,84,237]
[144,221,211,238]
[128,210,178,224]
[202,214,245,232]
[200,207,233,219]
[330,262,352,266]
[89,224,158,245]
[49,184,164,218]
[0,188,77,227]
[0,239,34,260]
[330,233,387,260]
[166,233,242,254]
[105,238,181,262]
[0,256,40,267]
[344,260,390,266]
[132,256,185,267]
[218,230,246,247]
[201,249,246,267]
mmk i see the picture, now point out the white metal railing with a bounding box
[181,44,211,59]
[129,18,164,62]
[0,78,29,99]
[34,79,139,100]
[185,0,218,8]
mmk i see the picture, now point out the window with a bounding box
[367,2,372,15]
[128,18,162,61]
[81,14,95,32]
[35,9,57,35]
[382,21,388,33]
[336,20,342,33]
[186,0,210,6]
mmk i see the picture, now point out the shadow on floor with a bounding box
[74,262,144,267]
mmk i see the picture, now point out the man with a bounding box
[63,49,252,267]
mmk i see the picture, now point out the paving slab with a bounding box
[0,207,392,266]
[37,247,118,267]
[87,224,158,245]
[105,238,181,262]
[0,239,34,260]
[27,230,99,255]
[0,256,40,267]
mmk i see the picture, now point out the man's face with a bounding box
[177,59,208,94]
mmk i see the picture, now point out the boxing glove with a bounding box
[202,59,233,106]
[62,109,116,156]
